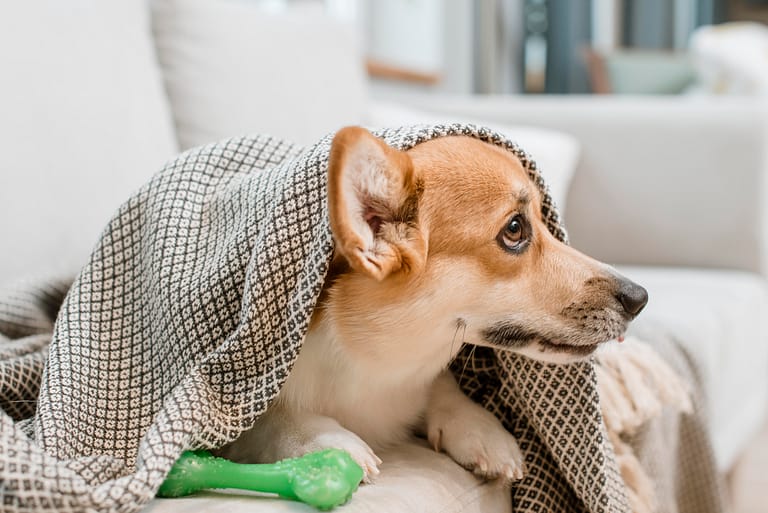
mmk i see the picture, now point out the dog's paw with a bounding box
[302,428,383,484]
[427,404,525,485]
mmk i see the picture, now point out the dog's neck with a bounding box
[308,309,455,387]
[277,306,461,449]
[310,259,454,381]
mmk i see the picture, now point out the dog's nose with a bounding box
[616,280,648,316]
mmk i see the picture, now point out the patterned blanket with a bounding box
[0,124,671,512]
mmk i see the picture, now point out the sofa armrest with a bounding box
[397,95,768,275]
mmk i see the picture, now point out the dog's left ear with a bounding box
[328,126,426,281]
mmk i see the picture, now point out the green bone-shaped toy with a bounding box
[157,449,364,510]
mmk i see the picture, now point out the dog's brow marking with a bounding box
[514,189,530,207]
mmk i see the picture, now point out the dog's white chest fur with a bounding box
[277,322,431,450]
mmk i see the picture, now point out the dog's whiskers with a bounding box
[460,322,482,374]
[448,318,467,366]
[459,342,477,386]
[448,324,460,366]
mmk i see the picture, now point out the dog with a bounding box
[219,126,648,485]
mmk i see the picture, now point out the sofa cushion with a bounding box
[143,439,509,513]
[366,102,580,216]
[0,1,178,287]
[618,266,768,470]
[150,0,368,149]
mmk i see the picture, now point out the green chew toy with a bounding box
[157,448,364,510]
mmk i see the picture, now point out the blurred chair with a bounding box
[584,48,697,94]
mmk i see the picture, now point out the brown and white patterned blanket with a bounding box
[0,124,723,512]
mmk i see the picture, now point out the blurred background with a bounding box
[331,0,768,97]
[1,2,767,512]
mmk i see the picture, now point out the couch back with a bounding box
[151,0,368,150]
[0,1,368,287]
[0,1,178,286]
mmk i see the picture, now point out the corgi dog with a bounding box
[219,127,648,484]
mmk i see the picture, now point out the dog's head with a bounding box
[323,127,647,367]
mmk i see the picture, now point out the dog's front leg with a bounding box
[425,370,525,485]
[217,403,382,483]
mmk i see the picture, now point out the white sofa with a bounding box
[1,1,767,512]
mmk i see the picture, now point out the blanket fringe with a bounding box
[595,337,693,513]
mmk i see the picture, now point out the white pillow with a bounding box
[366,102,581,216]
[151,0,368,149]
[0,2,178,287]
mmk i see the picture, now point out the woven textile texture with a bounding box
[0,124,629,513]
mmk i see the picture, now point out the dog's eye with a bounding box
[506,218,523,241]
[498,215,529,253]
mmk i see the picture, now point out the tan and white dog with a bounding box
[220,127,648,484]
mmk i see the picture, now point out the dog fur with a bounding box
[219,127,647,484]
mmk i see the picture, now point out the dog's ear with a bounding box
[328,126,426,281]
